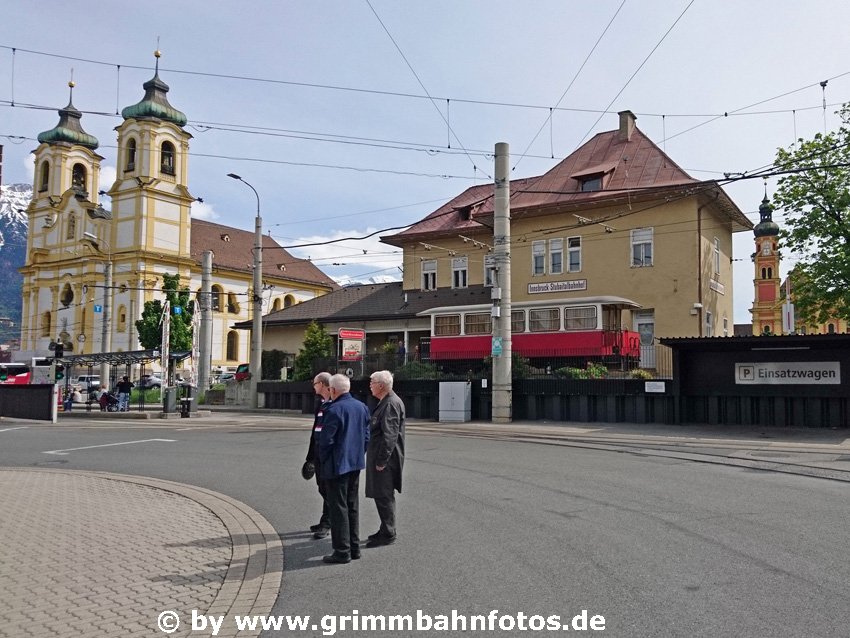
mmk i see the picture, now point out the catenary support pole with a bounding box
[198,251,213,392]
[492,142,512,423]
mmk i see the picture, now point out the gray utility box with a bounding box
[438,381,472,422]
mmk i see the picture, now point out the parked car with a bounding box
[218,372,235,383]
[74,375,101,391]
[234,363,251,382]
[139,373,162,389]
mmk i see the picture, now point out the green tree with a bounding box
[772,104,850,325]
[135,273,194,351]
[292,320,333,381]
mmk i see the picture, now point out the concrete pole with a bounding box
[100,260,112,386]
[492,142,512,423]
[252,204,263,409]
[198,251,213,392]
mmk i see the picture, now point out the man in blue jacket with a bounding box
[318,374,370,564]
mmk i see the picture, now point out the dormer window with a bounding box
[580,176,602,192]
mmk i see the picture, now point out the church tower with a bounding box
[21,81,106,354]
[107,50,194,271]
[750,194,781,335]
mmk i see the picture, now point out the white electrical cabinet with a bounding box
[438,381,472,422]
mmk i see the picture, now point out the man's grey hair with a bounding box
[370,370,394,390]
[329,373,351,393]
[313,372,332,387]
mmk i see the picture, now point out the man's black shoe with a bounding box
[351,549,361,560]
[367,531,386,542]
[366,535,396,548]
[310,523,326,533]
[322,552,351,564]
[313,528,330,539]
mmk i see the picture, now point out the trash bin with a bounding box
[162,387,177,413]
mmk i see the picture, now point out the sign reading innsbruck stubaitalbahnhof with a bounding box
[735,362,841,385]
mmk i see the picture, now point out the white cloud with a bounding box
[191,200,221,221]
[99,166,117,192]
[20,155,34,184]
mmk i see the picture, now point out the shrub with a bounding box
[555,362,609,379]
[394,361,440,380]
[629,368,654,380]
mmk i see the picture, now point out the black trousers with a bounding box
[315,461,330,528]
[374,494,396,538]
[326,471,360,555]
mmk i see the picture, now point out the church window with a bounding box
[160,141,175,175]
[66,213,76,240]
[227,293,240,314]
[39,161,50,192]
[117,305,127,332]
[284,294,295,308]
[72,164,87,192]
[210,285,223,312]
[828,323,836,334]
[126,139,137,171]
[60,283,74,308]
[767,267,772,279]
[226,330,239,361]
[41,311,52,337]
[271,298,281,312]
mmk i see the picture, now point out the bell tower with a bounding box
[107,50,193,264]
[750,194,781,335]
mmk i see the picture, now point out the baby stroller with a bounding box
[99,391,120,412]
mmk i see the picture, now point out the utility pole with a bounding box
[198,251,213,391]
[492,142,512,423]
[101,260,112,386]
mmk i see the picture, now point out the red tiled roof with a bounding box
[190,219,338,289]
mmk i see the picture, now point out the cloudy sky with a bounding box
[2,1,850,322]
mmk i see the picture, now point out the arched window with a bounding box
[117,305,127,332]
[160,141,175,175]
[211,285,223,312]
[72,163,87,192]
[60,283,74,308]
[284,294,295,308]
[226,330,239,361]
[41,311,52,337]
[761,268,767,279]
[767,267,773,279]
[828,323,836,334]
[39,161,50,192]
[227,293,240,314]
[126,138,137,171]
[66,213,76,240]
[271,298,281,312]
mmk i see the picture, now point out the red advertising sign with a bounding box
[338,328,366,340]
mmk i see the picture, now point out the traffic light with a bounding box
[54,342,64,359]
[55,364,65,382]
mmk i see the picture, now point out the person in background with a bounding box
[116,376,134,412]
[318,374,370,564]
[365,370,406,548]
[306,372,332,539]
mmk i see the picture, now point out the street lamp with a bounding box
[227,173,263,409]
[82,231,112,386]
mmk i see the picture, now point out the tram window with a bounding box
[529,308,559,332]
[564,306,596,330]
[434,314,461,336]
[464,313,492,335]
[511,310,525,333]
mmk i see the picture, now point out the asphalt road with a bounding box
[2,416,849,637]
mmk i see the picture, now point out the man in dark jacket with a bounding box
[306,372,332,539]
[365,370,405,548]
[318,374,370,564]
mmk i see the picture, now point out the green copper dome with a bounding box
[37,94,99,150]
[754,195,779,238]
[121,72,187,127]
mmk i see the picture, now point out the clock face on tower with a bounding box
[761,242,771,256]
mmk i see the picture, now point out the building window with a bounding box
[511,310,525,333]
[567,236,582,272]
[126,139,137,171]
[227,293,240,314]
[422,260,436,291]
[226,330,239,360]
[59,283,74,308]
[464,312,491,335]
[272,298,281,312]
[72,163,87,192]
[284,294,295,308]
[434,314,460,336]
[564,306,597,330]
[580,176,602,192]
[66,213,76,240]
[723,317,729,336]
[484,254,496,287]
[549,239,563,275]
[211,285,223,312]
[117,305,127,332]
[529,308,559,332]
[713,237,721,274]
[452,257,468,289]
[39,161,50,192]
[828,323,836,334]
[160,141,175,175]
[705,311,713,337]
[631,228,653,267]
[532,240,546,275]
[41,311,52,337]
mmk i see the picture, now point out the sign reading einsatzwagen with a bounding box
[735,362,841,385]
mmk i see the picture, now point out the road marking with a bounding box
[43,439,176,455]
[0,426,28,433]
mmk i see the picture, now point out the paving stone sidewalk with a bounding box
[0,469,282,638]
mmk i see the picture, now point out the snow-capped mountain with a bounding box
[0,183,29,339]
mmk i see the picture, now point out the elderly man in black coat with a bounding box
[365,369,406,547]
